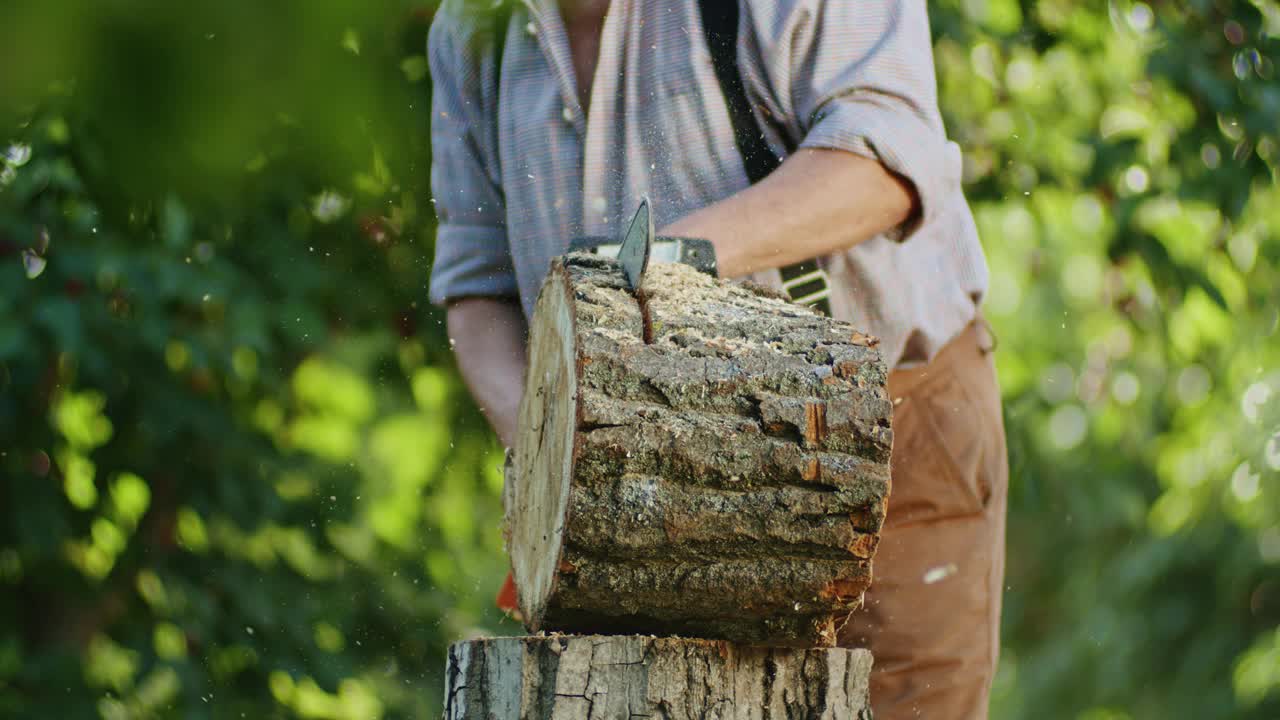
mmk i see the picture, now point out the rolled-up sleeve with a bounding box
[427,11,517,305]
[744,0,963,241]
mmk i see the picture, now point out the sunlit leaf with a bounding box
[176,507,209,553]
[1233,628,1280,706]
[400,55,428,83]
[153,622,187,660]
[53,390,114,450]
[293,357,375,422]
[84,635,139,692]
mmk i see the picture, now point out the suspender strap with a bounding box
[696,1,781,184]
[697,0,833,315]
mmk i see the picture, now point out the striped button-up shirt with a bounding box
[427,0,989,368]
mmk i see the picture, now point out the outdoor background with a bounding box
[1,0,1278,717]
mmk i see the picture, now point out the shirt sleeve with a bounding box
[426,9,518,305]
[742,0,963,241]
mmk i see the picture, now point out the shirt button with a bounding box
[525,21,537,36]
[562,106,575,123]
[590,196,607,213]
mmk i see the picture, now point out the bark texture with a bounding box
[444,634,873,720]
[508,254,892,647]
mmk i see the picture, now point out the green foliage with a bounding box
[0,0,1277,718]
[931,0,1280,717]
[1,3,510,718]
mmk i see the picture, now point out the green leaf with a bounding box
[400,55,428,83]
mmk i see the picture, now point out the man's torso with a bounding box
[440,0,990,368]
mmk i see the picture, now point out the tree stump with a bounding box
[444,635,873,719]
[506,254,893,647]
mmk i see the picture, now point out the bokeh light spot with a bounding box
[3,143,31,167]
[1223,20,1245,45]
[1231,461,1261,503]
[1123,165,1149,193]
[1048,405,1088,450]
[22,250,47,279]
[1175,366,1211,406]
[1039,363,1076,404]
[1128,3,1153,31]
[1242,382,1273,423]
[1201,143,1221,169]
[311,190,350,223]
[1112,371,1140,406]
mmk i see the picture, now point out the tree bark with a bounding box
[444,634,873,720]
[507,254,892,647]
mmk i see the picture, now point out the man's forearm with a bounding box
[661,148,919,279]
[446,297,528,448]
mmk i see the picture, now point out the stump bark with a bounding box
[444,635,873,720]
[507,254,893,647]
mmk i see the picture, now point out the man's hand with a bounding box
[446,297,528,448]
[661,148,919,279]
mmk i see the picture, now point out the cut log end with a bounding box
[508,267,576,631]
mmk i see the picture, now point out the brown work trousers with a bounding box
[838,318,1008,719]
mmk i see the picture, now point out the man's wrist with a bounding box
[660,215,735,277]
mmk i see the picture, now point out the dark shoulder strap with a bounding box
[697,0,783,184]
[698,0,832,315]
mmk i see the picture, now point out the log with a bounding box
[507,254,892,647]
[444,634,873,720]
